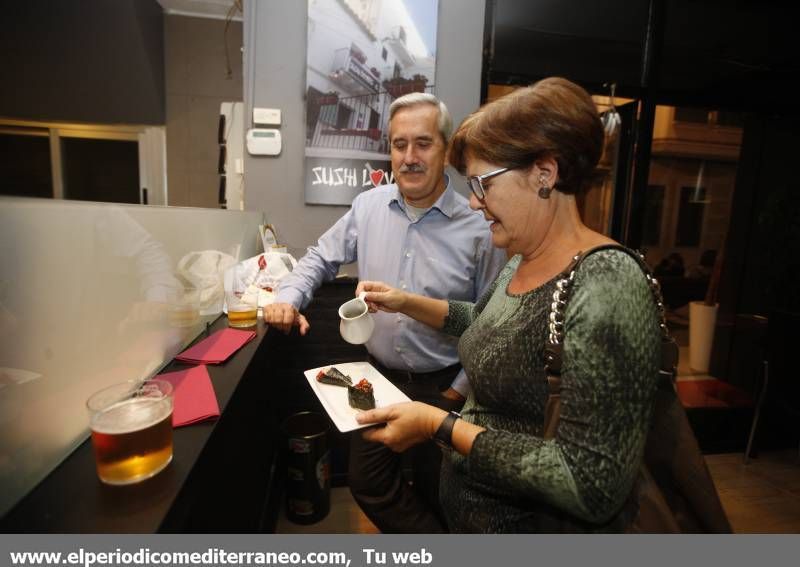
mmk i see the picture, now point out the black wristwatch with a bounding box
[432,411,461,450]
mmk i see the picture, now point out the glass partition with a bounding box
[0,197,263,516]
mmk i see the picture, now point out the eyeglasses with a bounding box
[466,167,511,200]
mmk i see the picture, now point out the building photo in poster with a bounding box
[305,0,438,204]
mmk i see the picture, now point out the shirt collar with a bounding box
[390,173,455,219]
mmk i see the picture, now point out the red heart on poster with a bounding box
[370,169,385,187]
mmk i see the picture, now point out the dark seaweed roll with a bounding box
[347,378,375,410]
[316,366,353,387]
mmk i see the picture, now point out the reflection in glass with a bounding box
[62,138,140,203]
[676,185,707,247]
[642,185,665,247]
[0,133,52,199]
[0,197,261,516]
[644,104,742,379]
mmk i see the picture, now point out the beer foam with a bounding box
[91,397,171,434]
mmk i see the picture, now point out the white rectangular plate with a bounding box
[303,361,410,433]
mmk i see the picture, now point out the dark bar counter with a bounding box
[0,280,364,533]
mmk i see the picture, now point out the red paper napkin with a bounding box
[175,328,256,364]
[157,365,220,427]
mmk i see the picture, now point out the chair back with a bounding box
[767,310,800,417]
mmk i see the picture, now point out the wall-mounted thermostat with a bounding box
[253,107,281,126]
[246,128,281,156]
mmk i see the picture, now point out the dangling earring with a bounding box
[538,175,552,199]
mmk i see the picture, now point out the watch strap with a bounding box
[433,410,460,449]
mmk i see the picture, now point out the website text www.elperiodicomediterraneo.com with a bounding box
[7,546,437,567]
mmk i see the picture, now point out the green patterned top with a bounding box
[440,250,661,532]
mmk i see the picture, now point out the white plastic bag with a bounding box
[176,250,237,315]
[224,252,297,308]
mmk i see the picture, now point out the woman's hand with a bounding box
[356,281,408,314]
[356,282,449,330]
[356,402,447,453]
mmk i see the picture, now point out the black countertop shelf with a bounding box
[0,280,365,533]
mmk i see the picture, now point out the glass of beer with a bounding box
[86,379,174,485]
[226,265,257,328]
[227,297,258,328]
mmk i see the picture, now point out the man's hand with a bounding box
[262,302,310,335]
[442,388,466,402]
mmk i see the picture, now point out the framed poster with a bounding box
[305,0,439,205]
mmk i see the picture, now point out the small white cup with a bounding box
[339,291,374,344]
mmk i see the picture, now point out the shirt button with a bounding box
[405,252,412,258]
[395,347,402,353]
[401,284,407,289]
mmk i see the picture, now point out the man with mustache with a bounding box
[264,92,505,533]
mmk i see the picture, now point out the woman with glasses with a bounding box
[354,77,661,532]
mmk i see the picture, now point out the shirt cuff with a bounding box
[450,369,471,397]
[274,288,305,310]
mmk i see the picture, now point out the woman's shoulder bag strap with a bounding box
[542,244,679,440]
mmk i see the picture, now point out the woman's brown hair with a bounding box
[448,77,604,195]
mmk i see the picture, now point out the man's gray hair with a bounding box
[388,92,453,143]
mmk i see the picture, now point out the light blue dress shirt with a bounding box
[275,179,506,394]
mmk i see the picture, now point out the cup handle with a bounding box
[358,291,367,303]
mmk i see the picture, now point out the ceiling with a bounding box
[156,0,242,21]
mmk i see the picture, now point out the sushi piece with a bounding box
[315,366,353,387]
[348,378,375,410]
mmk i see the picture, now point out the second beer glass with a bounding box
[226,265,257,328]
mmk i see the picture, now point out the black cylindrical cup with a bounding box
[282,411,330,524]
